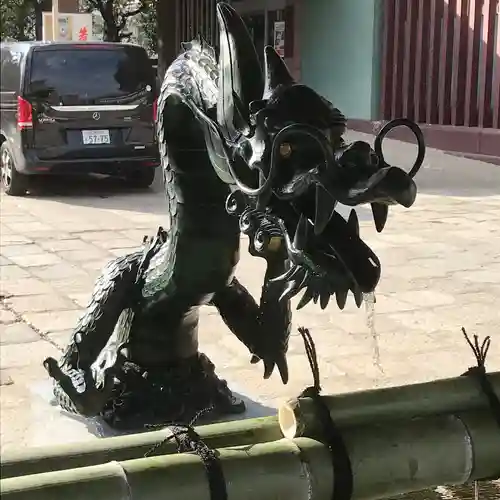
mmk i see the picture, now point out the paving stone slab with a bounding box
[38,238,100,252]
[0,243,45,257]
[0,234,33,245]
[23,310,83,333]
[30,263,89,281]
[6,294,79,314]
[5,222,57,233]
[60,248,111,262]
[0,322,41,345]
[7,253,64,268]
[92,238,141,250]
[0,265,31,280]
[0,278,57,297]
[0,308,17,324]
[0,340,58,369]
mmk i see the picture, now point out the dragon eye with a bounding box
[279,143,292,158]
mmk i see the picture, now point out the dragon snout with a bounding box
[374,166,417,208]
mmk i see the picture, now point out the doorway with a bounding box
[241,12,266,66]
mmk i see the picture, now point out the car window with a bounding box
[0,47,22,92]
[28,46,154,105]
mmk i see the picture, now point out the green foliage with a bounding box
[136,0,156,55]
[81,0,154,42]
[0,0,38,41]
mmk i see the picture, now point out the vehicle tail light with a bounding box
[17,96,33,130]
[153,99,158,122]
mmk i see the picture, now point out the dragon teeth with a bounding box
[347,210,359,235]
[371,203,389,233]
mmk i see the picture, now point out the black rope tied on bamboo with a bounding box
[145,407,227,500]
[460,327,500,429]
[298,326,353,500]
[460,327,500,484]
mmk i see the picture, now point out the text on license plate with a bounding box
[82,130,110,145]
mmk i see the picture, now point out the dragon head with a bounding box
[215,3,424,309]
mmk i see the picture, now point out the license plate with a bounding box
[82,129,110,145]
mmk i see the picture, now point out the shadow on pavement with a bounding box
[23,171,167,214]
[83,393,276,439]
[31,377,275,441]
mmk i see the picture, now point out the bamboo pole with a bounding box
[347,410,500,499]
[1,410,499,500]
[0,438,333,500]
[0,416,281,479]
[279,371,500,439]
[5,372,499,480]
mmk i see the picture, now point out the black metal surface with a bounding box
[44,3,425,429]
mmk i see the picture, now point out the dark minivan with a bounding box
[0,41,159,196]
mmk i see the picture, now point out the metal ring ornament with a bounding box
[373,118,426,179]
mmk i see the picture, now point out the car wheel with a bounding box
[126,167,156,189]
[1,144,27,196]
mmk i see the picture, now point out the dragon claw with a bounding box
[249,351,288,384]
[263,359,274,379]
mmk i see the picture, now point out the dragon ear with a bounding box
[263,45,295,99]
[216,2,264,138]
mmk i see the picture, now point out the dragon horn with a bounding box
[262,45,295,99]
[216,2,264,137]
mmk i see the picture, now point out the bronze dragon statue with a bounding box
[43,3,425,430]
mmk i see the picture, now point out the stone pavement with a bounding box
[1,158,500,453]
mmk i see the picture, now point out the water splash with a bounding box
[363,291,384,373]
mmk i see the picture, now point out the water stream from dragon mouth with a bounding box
[363,291,384,374]
[359,294,499,500]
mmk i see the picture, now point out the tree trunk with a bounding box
[103,24,120,41]
[101,1,121,42]
[34,0,44,40]
[156,0,177,81]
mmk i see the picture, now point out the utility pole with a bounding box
[52,0,59,40]
[156,0,178,80]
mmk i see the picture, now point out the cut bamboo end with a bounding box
[278,402,299,440]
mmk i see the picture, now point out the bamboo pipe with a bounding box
[1,410,499,500]
[346,410,500,499]
[0,438,333,500]
[279,371,500,439]
[0,416,281,479]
